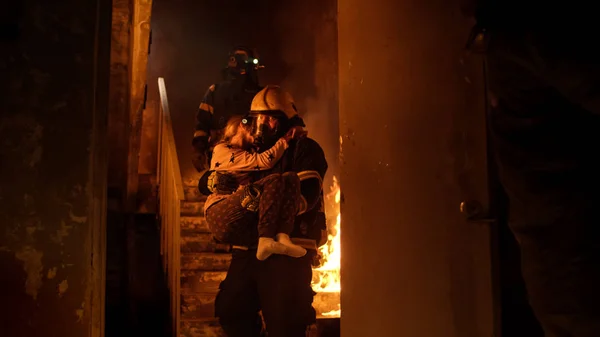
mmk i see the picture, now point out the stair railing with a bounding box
[156,77,184,337]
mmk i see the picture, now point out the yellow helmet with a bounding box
[249,85,299,120]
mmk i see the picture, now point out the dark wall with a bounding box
[108,0,132,199]
[142,0,339,188]
[0,1,110,336]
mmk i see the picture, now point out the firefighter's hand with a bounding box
[283,127,308,143]
[283,129,295,142]
[291,126,308,139]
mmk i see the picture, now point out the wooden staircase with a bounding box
[179,186,231,337]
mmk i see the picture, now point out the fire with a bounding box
[312,175,341,317]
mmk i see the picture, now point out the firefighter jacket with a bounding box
[193,78,262,153]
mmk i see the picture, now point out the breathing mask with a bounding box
[243,113,286,150]
[226,47,263,76]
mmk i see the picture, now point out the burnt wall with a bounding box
[108,0,132,203]
[0,1,110,336]
[141,0,339,187]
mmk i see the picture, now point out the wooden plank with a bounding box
[180,319,226,337]
[180,233,214,253]
[181,233,231,253]
[181,253,232,271]
[181,293,218,320]
[184,185,207,202]
[181,271,227,294]
[180,216,210,232]
[181,201,205,216]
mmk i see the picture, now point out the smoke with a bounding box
[268,0,340,186]
[147,0,339,185]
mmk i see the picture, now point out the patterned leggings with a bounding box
[206,172,301,247]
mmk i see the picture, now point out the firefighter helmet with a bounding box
[249,85,299,120]
[247,85,301,149]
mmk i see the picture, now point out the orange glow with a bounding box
[312,175,341,317]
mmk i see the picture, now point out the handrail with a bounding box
[157,77,185,199]
[156,77,184,337]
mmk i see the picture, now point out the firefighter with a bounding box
[205,85,328,337]
[192,46,264,173]
[463,2,600,336]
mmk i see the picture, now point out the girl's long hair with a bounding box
[220,115,245,145]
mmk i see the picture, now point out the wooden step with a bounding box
[181,201,205,216]
[183,176,202,189]
[180,216,210,232]
[180,319,339,337]
[181,292,218,320]
[184,185,207,202]
[180,319,225,337]
[181,271,227,294]
[181,252,231,271]
[181,280,340,319]
[181,232,231,254]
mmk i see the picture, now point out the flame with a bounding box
[312,176,341,317]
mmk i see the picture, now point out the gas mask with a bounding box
[226,48,263,77]
[244,113,286,151]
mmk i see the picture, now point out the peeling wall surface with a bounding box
[338,0,495,336]
[0,1,110,336]
[143,0,339,186]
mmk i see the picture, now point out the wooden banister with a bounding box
[156,77,184,337]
